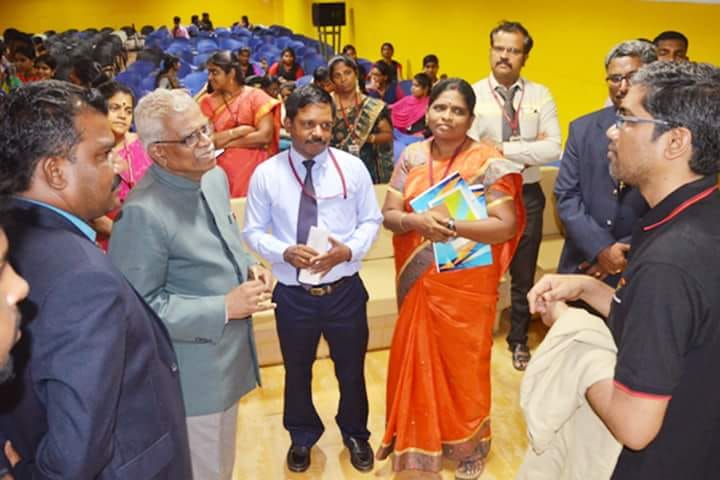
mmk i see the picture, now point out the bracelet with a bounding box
[399,212,408,232]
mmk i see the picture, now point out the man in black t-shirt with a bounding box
[528,61,720,479]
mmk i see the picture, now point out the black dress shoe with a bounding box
[286,445,311,472]
[344,437,374,472]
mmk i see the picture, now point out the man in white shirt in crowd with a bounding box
[243,85,382,474]
[469,20,562,371]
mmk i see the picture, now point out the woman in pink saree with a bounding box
[199,50,280,197]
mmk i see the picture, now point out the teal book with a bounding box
[410,171,493,272]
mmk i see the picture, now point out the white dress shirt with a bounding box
[468,74,562,184]
[243,145,382,286]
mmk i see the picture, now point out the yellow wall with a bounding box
[2,0,718,133]
[340,0,720,130]
[0,0,280,34]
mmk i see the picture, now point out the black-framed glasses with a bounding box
[152,123,214,148]
[606,71,637,85]
[615,114,672,129]
[491,45,524,56]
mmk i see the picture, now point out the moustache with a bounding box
[306,138,326,145]
[496,61,512,67]
[111,175,122,191]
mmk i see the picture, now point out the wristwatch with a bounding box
[446,217,456,232]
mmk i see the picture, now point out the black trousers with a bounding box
[273,274,370,447]
[507,182,546,347]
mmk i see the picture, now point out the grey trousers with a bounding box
[187,403,239,480]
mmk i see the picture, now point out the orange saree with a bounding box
[377,139,526,472]
[199,87,281,197]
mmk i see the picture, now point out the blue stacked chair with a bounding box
[302,54,326,76]
[182,70,208,97]
[296,74,313,87]
[193,52,215,68]
[219,37,245,52]
[197,38,219,54]
[215,27,231,37]
[274,36,291,50]
[177,59,196,78]
[232,26,252,37]
[397,79,413,96]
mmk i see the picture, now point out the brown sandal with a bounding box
[455,457,485,480]
[511,343,531,371]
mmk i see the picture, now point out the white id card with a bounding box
[298,226,330,285]
[348,143,360,155]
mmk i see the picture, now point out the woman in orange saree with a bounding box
[377,79,526,479]
[199,50,281,197]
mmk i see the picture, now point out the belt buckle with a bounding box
[309,286,328,296]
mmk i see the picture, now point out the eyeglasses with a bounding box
[606,71,637,85]
[614,114,672,129]
[491,46,525,56]
[152,123,214,148]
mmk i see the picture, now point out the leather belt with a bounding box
[300,276,350,296]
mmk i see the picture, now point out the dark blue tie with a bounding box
[296,159,317,245]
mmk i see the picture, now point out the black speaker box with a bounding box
[312,3,346,27]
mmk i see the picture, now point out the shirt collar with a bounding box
[489,73,524,92]
[148,163,202,191]
[639,175,718,233]
[14,197,97,242]
[289,145,330,171]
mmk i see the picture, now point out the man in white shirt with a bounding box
[469,21,562,371]
[244,85,382,474]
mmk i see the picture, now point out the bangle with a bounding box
[399,213,408,232]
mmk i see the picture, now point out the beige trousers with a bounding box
[186,403,239,480]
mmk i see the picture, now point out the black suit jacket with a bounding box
[0,199,192,479]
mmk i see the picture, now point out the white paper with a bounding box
[298,226,330,285]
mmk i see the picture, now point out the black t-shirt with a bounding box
[608,175,720,479]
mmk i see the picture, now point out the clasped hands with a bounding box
[580,242,630,281]
[404,206,457,243]
[225,264,275,320]
[283,237,352,277]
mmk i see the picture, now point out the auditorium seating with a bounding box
[230,168,564,366]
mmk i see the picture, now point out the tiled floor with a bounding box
[234,311,548,479]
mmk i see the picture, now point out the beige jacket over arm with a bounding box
[517,307,621,480]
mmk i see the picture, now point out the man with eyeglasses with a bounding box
[0,81,192,478]
[109,88,274,480]
[468,20,562,371]
[530,61,720,479]
[555,40,656,294]
[243,85,382,473]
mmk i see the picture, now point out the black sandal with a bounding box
[511,343,531,371]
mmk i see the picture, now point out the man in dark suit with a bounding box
[555,40,656,286]
[0,81,192,479]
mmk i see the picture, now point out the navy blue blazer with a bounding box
[555,107,648,285]
[0,200,192,479]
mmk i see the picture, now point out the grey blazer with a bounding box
[109,165,260,416]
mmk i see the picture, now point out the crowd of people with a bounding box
[0,14,718,480]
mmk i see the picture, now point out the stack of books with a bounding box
[409,171,493,272]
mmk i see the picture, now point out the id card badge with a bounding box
[348,143,360,156]
[509,135,522,142]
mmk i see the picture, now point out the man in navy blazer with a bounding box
[0,81,192,479]
[555,41,655,286]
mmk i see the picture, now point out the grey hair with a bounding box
[631,61,720,175]
[134,89,196,146]
[605,40,658,69]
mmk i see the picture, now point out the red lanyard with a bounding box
[488,79,525,133]
[288,149,348,200]
[428,139,466,186]
[338,93,365,141]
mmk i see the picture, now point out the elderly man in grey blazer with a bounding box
[109,89,274,480]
